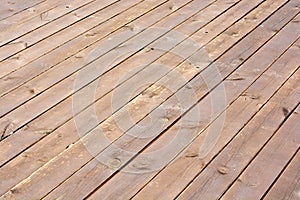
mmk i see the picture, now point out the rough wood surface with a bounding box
[0,0,299,199]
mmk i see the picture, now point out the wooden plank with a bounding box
[0,0,268,167]
[176,58,300,200]
[0,0,215,197]
[0,1,297,200]
[0,0,123,78]
[93,39,300,199]
[0,0,240,167]
[0,0,208,169]
[0,0,142,91]
[0,0,85,62]
[17,1,296,199]
[0,0,270,144]
[221,105,300,199]
[0,0,196,115]
[0,0,46,21]
[0,0,59,24]
[0,0,175,120]
[126,14,300,198]
[0,0,122,62]
[0,0,218,140]
[0,0,296,198]
[0,0,102,47]
[264,149,300,200]
[0,0,183,152]
[0,0,260,196]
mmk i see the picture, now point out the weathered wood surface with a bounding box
[0,0,299,199]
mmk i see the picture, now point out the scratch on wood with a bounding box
[184,151,199,158]
[1,121,14,140]
[241,93,260,100]
[227,77,245,81]
[40,11,50,21]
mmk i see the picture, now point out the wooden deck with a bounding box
[0,0,299,199]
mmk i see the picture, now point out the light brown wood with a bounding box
[264,149,300,200]
[90,29,300,199]
[0,0,121,62]
[0,0,45,21]
[221,104,300,200]
[39,1,297,199]
[0,0,215,197]
[0,0,100,47]
[0,0,139,79]
[0,0,240,167]
[131,22,300,199]
[0,0,299,199]
[177,47,300,200]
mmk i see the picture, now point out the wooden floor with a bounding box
[0,0,299,199]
